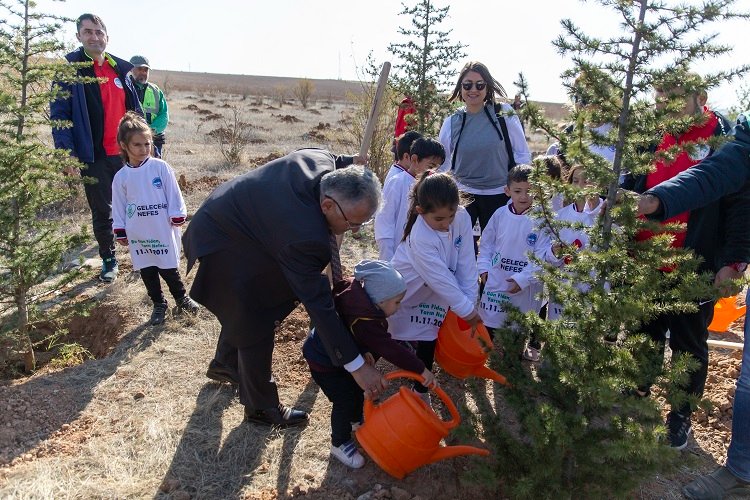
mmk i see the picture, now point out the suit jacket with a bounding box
[183,149,360,365]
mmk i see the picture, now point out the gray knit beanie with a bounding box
[354,259,406,304]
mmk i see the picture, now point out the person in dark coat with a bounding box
[183,149,387,427]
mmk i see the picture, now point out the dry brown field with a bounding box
[0,75,743,499]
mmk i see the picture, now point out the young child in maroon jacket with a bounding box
[303,259,437,469]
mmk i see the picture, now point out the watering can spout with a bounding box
[474,365,508,386]
[427,445,490,465]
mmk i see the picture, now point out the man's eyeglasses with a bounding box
[325,195,372,230]
[461,81,486,91]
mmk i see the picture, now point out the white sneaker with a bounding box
[331,440,365,469]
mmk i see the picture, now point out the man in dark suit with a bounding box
[183,149,387,427]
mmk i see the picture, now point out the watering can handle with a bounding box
[382,370,462,431]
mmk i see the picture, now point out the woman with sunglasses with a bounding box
[438,61,531,245]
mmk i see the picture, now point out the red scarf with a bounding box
[636,109,719,250]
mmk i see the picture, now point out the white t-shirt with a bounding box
[374,169,417,261]
[111,158,187,270]
[477,203,549,329]
[543,199,604,320]
[388,206,478,341]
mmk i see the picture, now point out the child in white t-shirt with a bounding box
[544,164,604,321]
[388,172,479,399]
[112,112,199,325]
[477,165,550,359]
[384,130,422,185]
[375,137,445,260]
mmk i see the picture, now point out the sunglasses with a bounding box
[461,81,486,91]
[325,195,372,230]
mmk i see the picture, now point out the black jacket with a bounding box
[183,149,360,365]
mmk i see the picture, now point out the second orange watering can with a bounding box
[355,370,490,479]
[435,310,508,385]
[708,295,746,332]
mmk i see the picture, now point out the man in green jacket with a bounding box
[129,55,168,157]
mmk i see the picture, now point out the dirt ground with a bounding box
[0,224,745,499]
[0,90,745,499]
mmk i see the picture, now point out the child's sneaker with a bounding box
[150,301,169,326]
[330,439,365,469]
[176,296,200,315]
[522,345,541,362]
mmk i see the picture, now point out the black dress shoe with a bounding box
[205,360,239,385]
[244,404,309,427]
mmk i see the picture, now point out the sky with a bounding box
[32,0,750,110]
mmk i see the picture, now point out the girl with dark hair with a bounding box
[438,61,531,244]
[387,172,479,401]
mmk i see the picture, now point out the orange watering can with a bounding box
[355,370,490,479]
[435,310,508,385]
[708,295,746,332]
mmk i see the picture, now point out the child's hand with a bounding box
[171,216,186,226]
[116,238,128,247]
[462,309,481,336]
[364,352,376,366]
[479,272,488,284]
[420,368,437,389]
[505,279,521,294]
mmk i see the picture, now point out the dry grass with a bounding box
[0,86,731,500]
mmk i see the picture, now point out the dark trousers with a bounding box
[399,339,436,393]
[640,299,715,416]
[465,192,510,254]
[214,327,280,410]
[82,155,123,260]
[310,369,364,446]
[193,250,296,411]
[140,266,186,304]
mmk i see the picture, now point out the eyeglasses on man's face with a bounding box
[461,81,486,91]
[325,195,372,230]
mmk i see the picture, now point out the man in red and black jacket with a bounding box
[622,79,750,450]
[50,13,142,283]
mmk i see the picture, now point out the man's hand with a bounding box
[714,266,744,298]
[351,363,387,400]
[353,154,369,165]
[637,194,661,216]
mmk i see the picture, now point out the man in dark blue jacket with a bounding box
[50,13,142,283]
[639,112,750,499]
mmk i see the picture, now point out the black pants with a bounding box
[310,369,364,446]
[82,155,123,260]
[465,192,510,254]
[398,339,436,393]
[140,266,186,304]
[640,299,715,416]
[194,250,297,411]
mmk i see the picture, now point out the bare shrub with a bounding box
[340,85,397,182]
[293,79,315,109]
[206,106,252,167]
[273,85,287,108]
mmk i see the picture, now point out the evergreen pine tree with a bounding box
[387,0,466,135]
[478,1,749,497]
[0,0,89,372]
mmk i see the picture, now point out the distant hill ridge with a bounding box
[149,69,569,121]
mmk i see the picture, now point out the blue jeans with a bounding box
[726,289,750,481]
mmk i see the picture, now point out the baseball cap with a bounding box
[129,55,150,68]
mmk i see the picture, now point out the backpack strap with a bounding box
[449,111,467,171]
[484,104,517,168]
